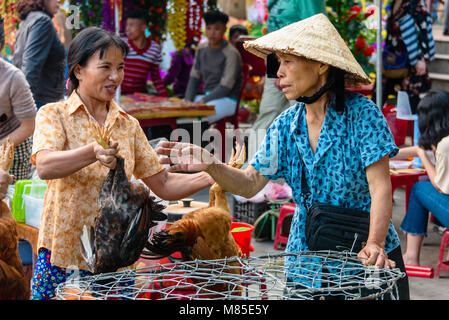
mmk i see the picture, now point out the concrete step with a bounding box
[429,25,449,91]
[434,40,449,55]
[428,53,449,73]
[429,72,449,91]
[432,24,449,53]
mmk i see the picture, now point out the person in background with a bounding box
[163,45,195,98]
[30,27,213,299]
[184,10,242,124]
[229,24,248,47]
[251,0,327,133]
[230,24,266,101]
[13,0,65,109]
[157,14,409,299]
[0,14,37,181]
[393,90,449,266]
[373,0,434,113]
[121,10,167,96]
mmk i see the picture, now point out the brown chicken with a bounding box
[146,141,246,297]
[0,137,30,300]
[79,124,166,274]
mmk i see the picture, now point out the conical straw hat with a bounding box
[243,13,371,87]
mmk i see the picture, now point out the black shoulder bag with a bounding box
[300,155,371,252]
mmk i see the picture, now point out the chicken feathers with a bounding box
[80,125,166,274]
[0,195,30,299]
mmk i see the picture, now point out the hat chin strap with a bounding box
[295,77,335,104]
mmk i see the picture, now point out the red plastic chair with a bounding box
[215,63,251,162]
[235,39,266,77]
[273,203,295,250]
[382,104,409,146]
[436,230,449,278]
[390,171,428,212]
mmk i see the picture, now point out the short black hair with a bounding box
[229,25,248,39]
[127,10,150,25]
[204,10,229,25]
[417,89,449,150]
[67,27,129,94]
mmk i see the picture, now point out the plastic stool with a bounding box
[436,230,449,278]
[274,203,295,250]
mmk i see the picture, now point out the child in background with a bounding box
[229,24,248,47]
[121,10,167,96]
[184,10,242,124]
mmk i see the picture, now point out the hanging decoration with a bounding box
[69,0,104,35]
[147,0,168,43]
[0,0,19,58]
[185,0,203,48]
[102,0,115,32]
[167,0,188,50]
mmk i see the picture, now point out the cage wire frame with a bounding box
[55,251,405,300]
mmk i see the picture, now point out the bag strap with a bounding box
[298,154,312,211]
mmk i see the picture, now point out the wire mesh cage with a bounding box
[55,251,405,300]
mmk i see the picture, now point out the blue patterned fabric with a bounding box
[32,248,92,300]
[250,92,400,287]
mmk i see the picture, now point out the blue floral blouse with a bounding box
[250,92,400,286]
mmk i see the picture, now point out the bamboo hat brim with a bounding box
[243,13,371,87]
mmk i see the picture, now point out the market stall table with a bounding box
[120,93,216,131]
[390,168,428,212]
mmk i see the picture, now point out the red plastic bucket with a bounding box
[231,222,255,257]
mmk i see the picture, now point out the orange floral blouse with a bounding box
[31,91,164,270]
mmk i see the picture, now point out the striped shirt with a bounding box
[399,11,435,66]
[122,37,167,96]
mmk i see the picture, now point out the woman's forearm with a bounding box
[366,156,392,247]
[368,182,392,248]
[206,163,268,199]
[419,151,439,191]
[144,170,213,201]
[0,119,35,147]
[392,146,419,160]
[163,171,213,200]
[35,143,97,180]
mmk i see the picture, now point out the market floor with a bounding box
[188,184,449,300]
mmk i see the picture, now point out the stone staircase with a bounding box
[428,24,449,91]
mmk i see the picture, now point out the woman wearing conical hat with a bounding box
[156,14,409,299]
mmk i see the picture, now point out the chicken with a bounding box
[0,137,30,300]
[146,140,247,296]
[79,124,167,274]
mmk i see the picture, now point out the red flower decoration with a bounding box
[355,36,366,49]
[364,7,375,18]
[363,46,375,57]
[349,5,362,13]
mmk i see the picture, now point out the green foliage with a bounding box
[327,0,377,74]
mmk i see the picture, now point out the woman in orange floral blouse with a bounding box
[30,27,213,300]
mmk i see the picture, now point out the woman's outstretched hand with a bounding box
[156,141,221,172]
